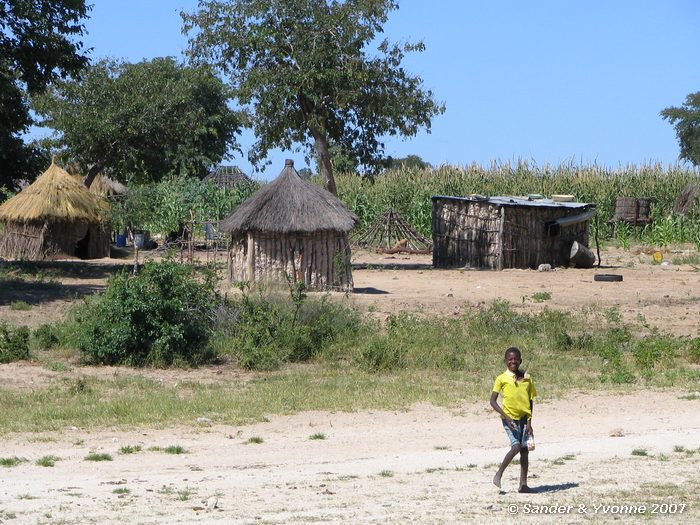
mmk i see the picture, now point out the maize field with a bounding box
[336,161,700,248]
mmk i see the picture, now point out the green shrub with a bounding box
[9,300,32,311]
[70,261,219,367]
[687,338,700,364]
[0,323,30,363]
[357,337,406,372]
[218,282,363,370]
[33,324,60,349]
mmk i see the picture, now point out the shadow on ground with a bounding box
[530,482,579,493]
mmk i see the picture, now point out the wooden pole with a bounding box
[497,206,505,271]
[246,232,255,281]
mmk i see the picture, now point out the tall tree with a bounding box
[34,58,242,186]
[182,0,444,195]
[661,92,700,167]
[0,0,89,190]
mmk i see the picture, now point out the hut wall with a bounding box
[228,231,353,290]
[433,198,593,269]
[0,221,47,260]
[501,206,591,269]
[0,220,109,260]
[86,224,111,259]
[432,198,500,268]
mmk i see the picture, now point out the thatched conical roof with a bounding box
[204,165,253,189]
[89,174,127,197]
[0,158,105,223]
[220,160,356,234]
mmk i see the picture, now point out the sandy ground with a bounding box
[1,245,699,523]
[1,392,699,524]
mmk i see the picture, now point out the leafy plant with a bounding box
[531,291,552,302]
[0,456,28,467]
[357,337,406,372]
[0,323,30,363]
[119,445,142,455]
[36,455,61,467]
[84,453,112,462]
[163,445,187,455]
[688,338,700,364]
[33,324,60,349]
[70,260,220,367]
[9,300,32,311]
[219,281,363,370]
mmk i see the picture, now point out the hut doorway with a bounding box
[75,230,90,259]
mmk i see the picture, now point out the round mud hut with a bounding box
[0,159,110,260]
[220,160,356,290]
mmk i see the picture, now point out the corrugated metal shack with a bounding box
[432,195,596,269]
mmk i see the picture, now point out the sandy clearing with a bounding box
[1,391,698,524]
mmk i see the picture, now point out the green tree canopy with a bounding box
[182,0,444,194]
[661,92,700,167]
[34,57,243,186]
[0,0,89,190]
[385,154,432,171]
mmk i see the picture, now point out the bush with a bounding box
[70,261,219,367]
[0,323,30,363]
[216,282,363,370]
[357,337,406,372]
[33,324,60,349]
[689,338,700,364]
[632,335,678,379]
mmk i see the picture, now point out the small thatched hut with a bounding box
[204,165,253,190]
[0,159,110,260]
[432,195,596,269]
[88,174,128,199]
[220,160,356,289]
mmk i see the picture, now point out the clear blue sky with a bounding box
[70,0,700,179]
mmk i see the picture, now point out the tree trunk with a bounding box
[310,129,337,195]
[83,161,105,189]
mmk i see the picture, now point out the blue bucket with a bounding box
[116,234,126,247]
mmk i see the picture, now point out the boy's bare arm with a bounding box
[526,400,534,436]
[490,392,515,429]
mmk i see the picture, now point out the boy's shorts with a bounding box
[502,416,529,447]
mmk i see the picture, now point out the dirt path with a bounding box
[1,391,698,524]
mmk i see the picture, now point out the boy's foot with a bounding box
[518,485,534,493]
[492,475,502,489]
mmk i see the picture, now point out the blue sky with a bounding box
[69,0,700,179]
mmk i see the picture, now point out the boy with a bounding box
[490,347,536,493]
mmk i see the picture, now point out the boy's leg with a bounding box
[493,444,520,488]
[518,447,531,492]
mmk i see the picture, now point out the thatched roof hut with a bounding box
[220,160,356,289]
[0,158,110,260]
[204,165,253,190]
[88,174,128,199]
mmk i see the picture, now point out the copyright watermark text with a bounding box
[507,503,687,515]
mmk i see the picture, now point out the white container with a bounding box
[527,436,535,451]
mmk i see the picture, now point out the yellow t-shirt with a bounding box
[492,370,536,420]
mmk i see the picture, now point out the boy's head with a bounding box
[504,347,522,373]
